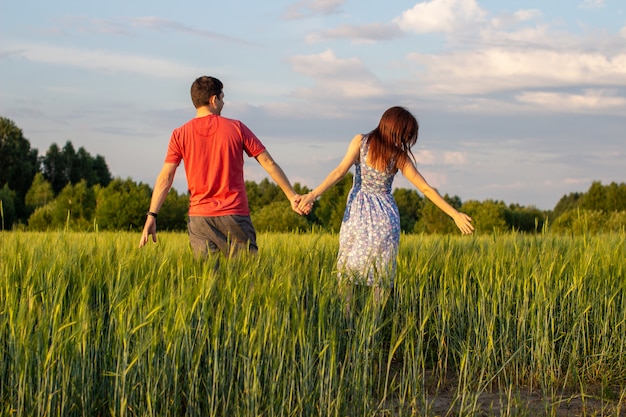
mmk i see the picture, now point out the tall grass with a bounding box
[1,230,624,416]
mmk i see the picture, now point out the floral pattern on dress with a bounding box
[337,136,400,287]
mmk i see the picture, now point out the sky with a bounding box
[1,0,625,210]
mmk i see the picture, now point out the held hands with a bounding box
[289,193,316,215]
[290,194,307,215]
[297,192,316,215]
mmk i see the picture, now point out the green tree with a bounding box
[25,173,55,214]
[27,204,54,231]
[552,209,607,235]
[0,184,17,230]
[246,178,284,212]
[73,146,111,187]
[252,200,311,232]
[95,178,151,230]
[414,194,461,234]
[245,180,261,210]
[552,191,583,218]
[0,117,39,220]
[461,200,508,234]
[601,181,626,212]
[50,180,96,230]
[41,143,66,194]
[63,141,80,184]
[41,140,112,193]
[311,173,353,232]
[581,181,608,212]
[606,210,626,232]
[393,188,423,232]
[92,155,112,187]
[293,182,310,196]
[159,188,189,231]
[504,204,546,233]
[553,182,626,229]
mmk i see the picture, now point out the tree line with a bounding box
[2,116,625,234]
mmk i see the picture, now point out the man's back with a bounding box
[165,115,266,216]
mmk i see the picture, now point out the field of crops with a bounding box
[1,231,625,416]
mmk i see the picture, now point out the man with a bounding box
[139,76,303,256]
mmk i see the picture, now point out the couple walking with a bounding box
[139,76,473,288]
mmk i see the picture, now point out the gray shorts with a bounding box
[188,215,258,257]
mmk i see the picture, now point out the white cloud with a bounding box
[289,49,385,99]
[480,24,553,47]
[579,0,605,9]
[563,177,593,186]
[308,0,344,14]
[512,9,542,22]
[490,9,542,29]
[391,1,626,117]
[415,149,435,165]
[394,0,487,34]
[516,89,626,113]
[407,49,626,94]
[306,23,403,44]
[413,149,467,166]
[443,151,467,165]
[48,16,257,46]
[130,17,258,45]
[284,0,344,19]
[4,41,201,78]
[56,16,132,36]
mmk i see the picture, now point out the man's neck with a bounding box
[195,106,219,118]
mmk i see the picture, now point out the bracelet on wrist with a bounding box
[147,211,158,219]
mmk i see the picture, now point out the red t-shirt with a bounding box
[165,115,266,216]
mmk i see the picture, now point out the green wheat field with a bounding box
[1,231,625,416]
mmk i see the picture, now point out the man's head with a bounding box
[191,76,224,112]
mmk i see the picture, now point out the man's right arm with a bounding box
[139,163,177,247]
[255,150,304,214]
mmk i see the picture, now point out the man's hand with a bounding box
[138,216,157,248]
[290,194,306,215]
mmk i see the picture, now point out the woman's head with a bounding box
[368,106,419,170]
[378,106,418,148]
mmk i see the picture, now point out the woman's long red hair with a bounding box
[366,106,419,171]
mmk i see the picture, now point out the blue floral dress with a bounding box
[337,136,401,287]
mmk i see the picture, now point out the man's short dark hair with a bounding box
[191,76,223,109]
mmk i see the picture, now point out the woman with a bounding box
[298,106,474,289]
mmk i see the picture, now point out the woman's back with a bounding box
[352,136,396,196]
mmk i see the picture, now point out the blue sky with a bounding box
[1,0,624,210]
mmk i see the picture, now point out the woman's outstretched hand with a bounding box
[453,212,474,235]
